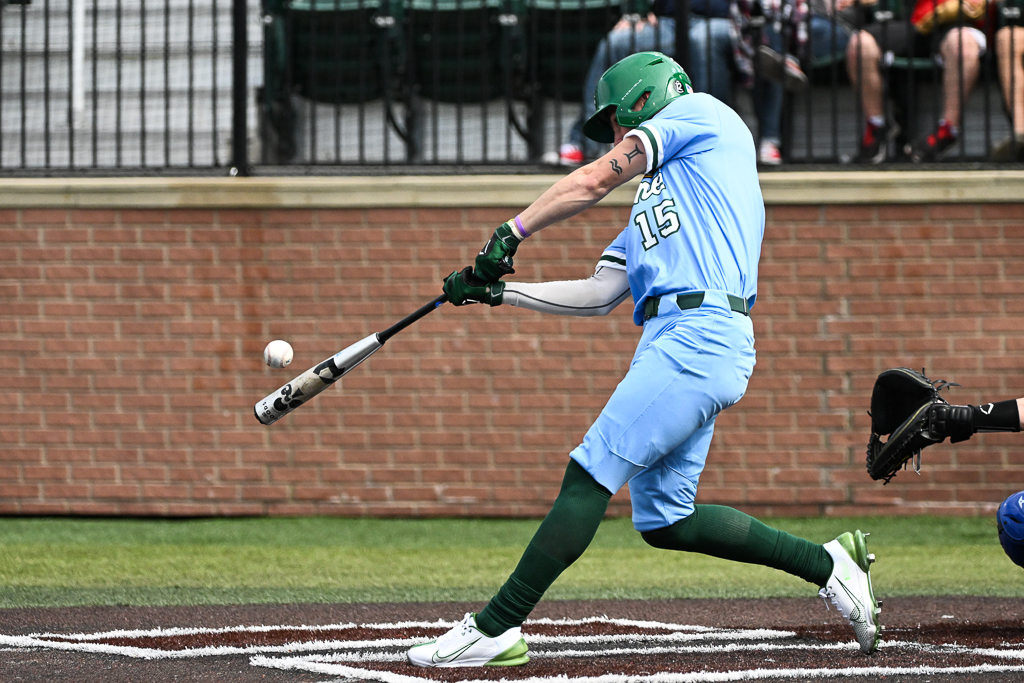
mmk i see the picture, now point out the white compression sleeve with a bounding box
[502,266,631,317]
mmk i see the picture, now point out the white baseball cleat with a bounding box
[819,530,882,654]
[407,612,530,667]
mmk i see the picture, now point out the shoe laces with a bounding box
[819,587,834,610]
[819,588,851,619]
[438,613,475,645]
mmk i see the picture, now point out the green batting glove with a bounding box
[474,221,524,283]
[443,267,505,307]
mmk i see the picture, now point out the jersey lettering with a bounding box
[633,171,666,204]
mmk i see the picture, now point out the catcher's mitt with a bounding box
[866,368,968,483]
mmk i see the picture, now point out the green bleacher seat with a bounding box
[408,0,527,103]
[286,0,404,104]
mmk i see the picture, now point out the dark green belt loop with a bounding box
[643,292,751,321]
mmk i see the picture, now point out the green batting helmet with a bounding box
[582,51,693,144]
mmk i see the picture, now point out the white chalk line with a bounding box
[263,638,1020,666]
[289,641,872,664]
[7,612,1024,683]
[23,615,714,642]
[0,627,795,660]
[249,657,1024,683]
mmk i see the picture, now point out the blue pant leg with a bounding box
[687,17,733,105]
[627,414,717,531]
[754,24,784,143]
[570,306,755,529]
[808,14,852,63]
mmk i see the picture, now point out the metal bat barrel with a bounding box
[253,333,382,425]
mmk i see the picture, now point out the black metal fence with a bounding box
[0,0,1021,172]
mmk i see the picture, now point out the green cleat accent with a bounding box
[485,638,530,667]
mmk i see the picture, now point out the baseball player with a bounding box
[408,51,881,668]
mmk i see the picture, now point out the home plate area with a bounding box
[6,615,1024,682]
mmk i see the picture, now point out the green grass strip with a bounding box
[0,516,1017,608]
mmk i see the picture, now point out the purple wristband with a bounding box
[513,215,529,240]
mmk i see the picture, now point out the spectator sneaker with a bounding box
[558,143,584,167]
[756,45,809,93]
[905,123,957,162]
[992,133,1024,162]
[856,120,900,164]
[758,139,782,166]
[407,613,530,668]
[819,530,881,654]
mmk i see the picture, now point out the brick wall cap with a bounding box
[0,171,1022,208]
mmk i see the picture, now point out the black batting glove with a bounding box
[474,221,524,283]
[443,267,505,307]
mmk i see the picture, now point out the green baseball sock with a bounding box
[475,459,611,637]
[640,504,834,588]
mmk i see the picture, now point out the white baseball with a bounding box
[263,340,293,369]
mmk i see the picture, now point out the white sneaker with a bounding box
[819,530,881,654]
[758,139,782,166]
[407,613,530,668]
[558,143,584,166]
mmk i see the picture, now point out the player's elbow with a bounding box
[573,165,615,202]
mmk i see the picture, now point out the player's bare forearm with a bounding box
[518,138,647,235]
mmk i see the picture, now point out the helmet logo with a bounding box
[672,81,684,94]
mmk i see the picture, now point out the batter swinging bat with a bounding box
[254,294,447,425]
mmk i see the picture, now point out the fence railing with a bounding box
[0,0,1022,172]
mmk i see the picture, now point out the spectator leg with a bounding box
[996,26,1024,136]
[939,28,981,129]
[809,15,851,63]
[755,24,785,146]
[688,17,733,105]
[846,31,884,120]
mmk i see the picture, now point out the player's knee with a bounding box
[640,527,672,549]
[640,515,696,550]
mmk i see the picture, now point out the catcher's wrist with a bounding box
[971,399,1021,434]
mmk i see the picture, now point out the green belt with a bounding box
[643,292,752,320]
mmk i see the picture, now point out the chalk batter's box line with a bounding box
[261,640,942,663]
[0,625,798,660]
[250,657,1024,683]
[4,614,1024,683]
[22,616,718,642]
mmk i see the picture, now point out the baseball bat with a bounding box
[254,294,448,426]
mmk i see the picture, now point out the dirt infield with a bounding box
[2,597,1023,682]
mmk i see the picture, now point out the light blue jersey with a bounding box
[572,92,763,531]
[598,93,764,326]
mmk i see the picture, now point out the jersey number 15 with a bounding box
[634,198,680,251]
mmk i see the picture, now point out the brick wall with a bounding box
[3,196,1024,518]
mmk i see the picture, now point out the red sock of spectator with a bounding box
[862,120,883,147]
[934,120,959,144]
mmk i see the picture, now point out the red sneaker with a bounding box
[558,144,584,167]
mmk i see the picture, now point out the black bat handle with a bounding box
[377,294,448,344]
